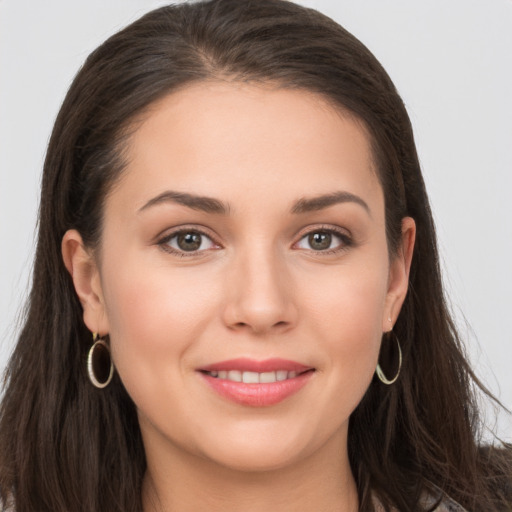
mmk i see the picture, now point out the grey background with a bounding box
[1,0,511,440]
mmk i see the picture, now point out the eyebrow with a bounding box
[138,190,229,214]
[138,189,370,216]
[291,191,370,215]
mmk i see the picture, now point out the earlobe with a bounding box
[383,217,416,329]
[61,229,109,334]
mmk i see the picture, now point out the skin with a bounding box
[63,82,415,512]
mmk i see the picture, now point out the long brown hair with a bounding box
[1,1,510,510]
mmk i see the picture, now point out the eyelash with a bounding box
[156,225,353,257]
[157,226,220,258]
[294,225,354,255]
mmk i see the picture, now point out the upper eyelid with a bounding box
[156,225,220,244]
[294,224,352,240]
[156,228,221,258]
[292,225,353,251]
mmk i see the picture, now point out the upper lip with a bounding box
[198,358,313,373]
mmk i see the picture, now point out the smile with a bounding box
[198,358,315,407]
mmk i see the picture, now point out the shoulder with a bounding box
[372,490,468,512]
[427,495,468,512]
[0,495,15,512]
[418,490,469,512]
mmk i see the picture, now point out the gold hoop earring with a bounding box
[376,330,402,385]
[87,333,114,388]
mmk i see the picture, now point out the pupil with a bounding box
[177,232,202,251]
[309,232,331,250]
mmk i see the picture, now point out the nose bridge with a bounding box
[223,238,296,333]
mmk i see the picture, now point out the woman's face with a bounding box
[67,82,414,473]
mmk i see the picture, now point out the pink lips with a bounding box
[198,358,315,407]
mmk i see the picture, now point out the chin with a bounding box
[207,447,303,474]
[195,425,324,474]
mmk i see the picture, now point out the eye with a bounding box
[295,229,350,252]
[160,229,218,254]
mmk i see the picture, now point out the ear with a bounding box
[61,229,110,335]
[382,217,416,331]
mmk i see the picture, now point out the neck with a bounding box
[142,429,358,512]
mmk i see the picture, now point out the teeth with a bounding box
[260,371,276,383]
[206,370,304,383]
[227,370,242,382]
[242,371,259,383]
[276,370,288,381]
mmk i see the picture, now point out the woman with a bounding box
[0,0,510,510]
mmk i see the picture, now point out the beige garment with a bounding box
[421,493,469,512]
[372,491,469,512]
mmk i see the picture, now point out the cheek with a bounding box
[99,255,221,397]
[299,258,388,395]
[303,256,388,334]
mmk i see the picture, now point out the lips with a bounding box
[197,358,315,407]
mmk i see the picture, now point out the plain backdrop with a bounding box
[1,0,511,441]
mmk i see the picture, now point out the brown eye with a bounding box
[177,232,202,251]
[295,229,350,253]
[163,230,216,253]
[308,232,332,250]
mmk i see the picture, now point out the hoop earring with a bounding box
[376,330,402,385]
[87,333,114,388]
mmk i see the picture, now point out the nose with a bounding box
[222,245,298,335]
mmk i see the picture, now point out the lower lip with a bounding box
[199,371,314,407]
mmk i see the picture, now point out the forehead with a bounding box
[110,81,382,215]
